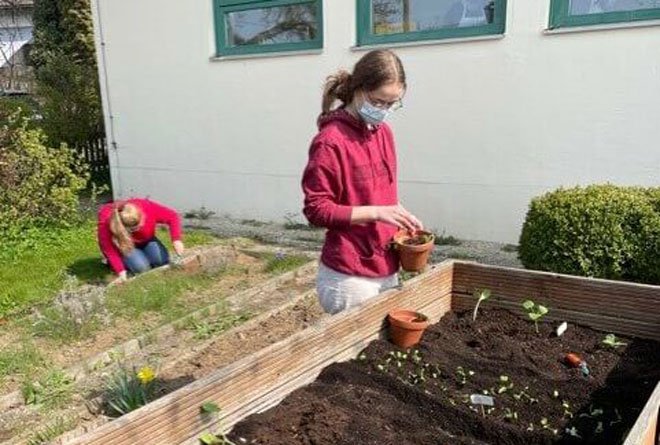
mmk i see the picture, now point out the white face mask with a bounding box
[358,99,392,126]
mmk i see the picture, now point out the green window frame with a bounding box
[549,0,660,29]
[356,0,507,46]
[213,0,323,57]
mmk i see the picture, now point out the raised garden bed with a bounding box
[62,261,660,445]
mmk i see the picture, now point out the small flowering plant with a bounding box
[105,365,158,416]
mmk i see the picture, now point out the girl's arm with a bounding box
[148,200,184,255]
[97,215,126,275]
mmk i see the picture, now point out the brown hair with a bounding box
[321,49,406,115]
[109,203,142,255]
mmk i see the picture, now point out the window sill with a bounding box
[351,34,505,51]
[544,18,660,35]
[210,48,323,62]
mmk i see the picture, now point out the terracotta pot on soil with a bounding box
[393,230,435,272]
[387,309,430,348]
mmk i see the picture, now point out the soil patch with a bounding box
[228,309,660,445]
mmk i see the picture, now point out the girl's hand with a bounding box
[173,240,185,256]
[111,270,128,286]
[375,205,423,232]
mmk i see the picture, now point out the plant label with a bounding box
[470,394,495,406]
[556,321,568,337]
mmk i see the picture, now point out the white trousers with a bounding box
[316,262,399,315]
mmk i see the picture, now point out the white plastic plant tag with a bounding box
[470,394,494,406]
[556,321,568,337]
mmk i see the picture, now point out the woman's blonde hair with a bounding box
[109,203,142,254]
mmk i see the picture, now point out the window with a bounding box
[549,0,660,29]
[356,0,507,46]
[213,0,323,56]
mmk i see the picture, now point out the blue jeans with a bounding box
[122,238,170,274]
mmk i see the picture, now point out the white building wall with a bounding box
[91,0,660,243]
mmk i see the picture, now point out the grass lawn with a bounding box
[0,218,216,318]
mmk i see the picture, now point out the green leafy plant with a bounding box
[22,368,74,409]
[503,408,518,423]
[455,366,475,386]
[201,401,221,414]
[104,366,157,416]
[27,416,75,445]
[472,288,492,321]
[497,375,514,394]
[199,432,236,445]
[602,333,627,349]
[522,300,549,333]
[184,206,216,220]
[197,404,236,445]
[0,112,88,247]
[518,185,660,285]
[433,230,461,246]
[263,252,309,274]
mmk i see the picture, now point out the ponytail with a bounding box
[321,70,354,115]
[109,204,137,255]
[320,50,407,116]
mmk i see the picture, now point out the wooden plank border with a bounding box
[64,262,454,445]
[452,261,660,341]
[63,260,660,445]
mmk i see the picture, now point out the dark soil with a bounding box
[228,309,660,445]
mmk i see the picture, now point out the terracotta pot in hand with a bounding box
[393,230,435,272]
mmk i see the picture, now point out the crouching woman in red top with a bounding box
[97,198,185,282]
[302,50,423,315]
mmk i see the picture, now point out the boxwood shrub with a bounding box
[518,185,660,284]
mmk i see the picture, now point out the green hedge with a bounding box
[518,185,660,285]
[0,110,88,250]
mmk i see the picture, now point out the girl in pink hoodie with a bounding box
[97,198,184,282]
[302,50,423,314]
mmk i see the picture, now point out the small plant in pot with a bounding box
[387,308,430,348]
[392,230,435,272]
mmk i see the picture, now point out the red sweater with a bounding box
[302,109,399,278]
[97,198,182,274]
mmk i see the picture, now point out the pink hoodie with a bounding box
[302,109,399,278]
[97,198,182,274]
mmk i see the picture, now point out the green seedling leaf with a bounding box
[602,334,627,349]
[201,402,220,414]
[566,427,582,438]
[522,299,550,333]
[472,288,492,322]
[199,432,221,445]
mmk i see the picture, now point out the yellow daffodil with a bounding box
[137,366,155,385]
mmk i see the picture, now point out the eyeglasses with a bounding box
[366,93,404,111]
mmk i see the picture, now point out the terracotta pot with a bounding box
[393,230,435,272]
[387,309,430,348]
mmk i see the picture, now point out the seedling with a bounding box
[602,333,627,349]
[503,408,518,422]
[472,288,492,322]
[562,400,573,418]
[201,402,220,414]
[497,375,514,394]
[455,366,475,386]
[565,426,582,438]
[540,418,559,435]
[522,300,549,333]
[199,432,235,445]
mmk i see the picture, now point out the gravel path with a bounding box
[185,215,523,269]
